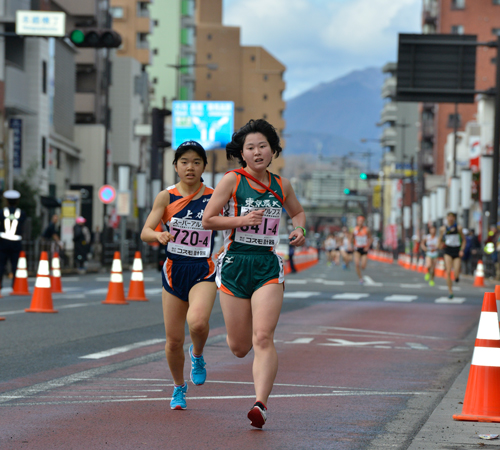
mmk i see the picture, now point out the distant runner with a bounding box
[340,226,353,270]
[352,216,372,284]
[140,141,217,411]
[421,225,439,286]
[438,212,465,299]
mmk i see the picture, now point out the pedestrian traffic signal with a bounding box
[360,173,368,180]
[69,29,122,48]
[344,188,350,195]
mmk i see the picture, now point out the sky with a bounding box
[223,0,422,100]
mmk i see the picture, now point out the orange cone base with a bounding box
[473,279,485,287]
[51,278,64,293]
[126,286,148,301]
[102,282,128,305]
[25,308,58,313]
[453,413,500,423]
[0,317,5,321]
[11,280,30,295]
[11,290,30,296]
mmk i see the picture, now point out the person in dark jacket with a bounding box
[73,216,91,272]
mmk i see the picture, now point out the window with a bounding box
[451,25,464,34]
[42,60,47,94]
[263,114,267,119]
[263,94,268,101]
[207,53,212,60]
[153,19,159,27]
[207,34,212,40]
[451,0,465,9]
[56,148,61,170]
[206,92,211,99]
[110,7,124,19]
[263,74,268,81]
[207,72,211,79]
[153,48,158,55]
[492,57,498,64]
[137,2,149,17]
[447,113,462,128]
[41,137,46,169]
[493,28,500,36]
[494,0,500,4]
[136,33,148,49]
[251,55,255,61]
[152,77,158,84]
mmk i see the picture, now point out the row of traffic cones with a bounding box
[20,251,148,314]
[454,286,500,423]
[367,251,394,264]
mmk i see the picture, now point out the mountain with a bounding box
[283,67,385,173]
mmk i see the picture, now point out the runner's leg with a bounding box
[219,291,253,358]
[251,283,283,406]
[187,281,217,356]
[354,252,362,279]
[162,289,189,385]
[443,254,453,295]
[453,256,461,282]
[360,253,368,270]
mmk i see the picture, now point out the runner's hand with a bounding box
[241,209,265,226]
[156,231,174,245]
[289,229,305,247]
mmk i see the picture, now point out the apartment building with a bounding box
[421,0,500,175]
[194,0,286,176]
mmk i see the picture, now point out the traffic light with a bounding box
[344,188,350,195]
[344,188,358,195]
[359,172,368,180]
[151,108,172,149]
[69,29,122,48]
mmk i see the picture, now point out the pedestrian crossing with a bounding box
[284,291,467,304]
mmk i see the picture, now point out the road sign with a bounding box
[98,185,116,204]
[16,10,66,37]
[172,101,234,150]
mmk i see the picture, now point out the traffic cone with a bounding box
[453,292,500,422]
[417,256,425,273]
[102,251,128,305]
[50,252,64,293]
[11,250,30,296]
[473,260,486,287]
[25,251,57,313]
[495,285,500,321]
[126,251,148,301]
[411,256,418,271]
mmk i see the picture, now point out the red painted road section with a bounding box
[0,301,480,449]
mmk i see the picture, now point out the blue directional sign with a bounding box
[172,101,234,150]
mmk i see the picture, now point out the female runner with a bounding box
[140,141,217,410]
[202,119,306,428]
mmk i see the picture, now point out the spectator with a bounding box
[462,228,480,275]
[73,216,91,273]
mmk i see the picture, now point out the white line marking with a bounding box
[322,280,345,286]
[400,284,423,289]
[80,338,165,359]
[438,286,461,291]
[143,277,155,282]
[87,288,109,295]
[332,293,369,300]
[145,288,163,295]
[384,295,417,302]
[406,342,429,350]
[96,277,112,282]
[318,326,446,341]
[321,339,392,347]
[0,309,26,316]
[435,296,466,304]
[284,279,307,284]
[58,303,89,309]
[284,292,320,299]
[363,276,383,286]
[284,337,314,344]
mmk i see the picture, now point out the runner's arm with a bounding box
[140,190,174,245]
[202,173,264,230]
[282,178,306,247]
[437,226,444,249]
[458,226,466,254]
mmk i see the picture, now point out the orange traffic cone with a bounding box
[453,292,500,422]
[11,250,30,296]
[126,251,148,301]
[417,256,425,273]
[25,251,57,313]
[102,251,128,305]
[50,252,64,293]
[0,317,4,321]
[411,256,418,271]
[473,260,486,287]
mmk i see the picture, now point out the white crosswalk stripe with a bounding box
[384,295,418,302]
[435,296,466,304]
[332,293,369,300]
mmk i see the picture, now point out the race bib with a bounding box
[355,235,367,247]
[234,207,281,247]
[167,217,212,258]
[445,234,461,247]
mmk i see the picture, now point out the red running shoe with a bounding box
[247,401,267,428]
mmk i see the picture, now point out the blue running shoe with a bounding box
[189,344,207,385]
[170,383,188,410]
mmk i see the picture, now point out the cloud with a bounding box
[223,0,421,99]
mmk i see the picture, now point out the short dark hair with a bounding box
[447,212,457,219]
[173,140,208,166]
[226,119,282,167]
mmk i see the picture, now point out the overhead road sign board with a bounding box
[396,33,477,103]
[172,101,234,150]
[16,10,66,37]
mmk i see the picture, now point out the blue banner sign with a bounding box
[172,101,234,150]
[9,118,22,169]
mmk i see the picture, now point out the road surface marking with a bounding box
[284,292,320,299]
[438,286,461,291]
[312,278,345,285]
[318,326,445,340]
[332,293,369,300]
[405,342,429,350]
[400,284,423,289]
[80,338,165,359]
[435,296,466,304]
[96,277,111,282]
[363,276,383,286]
[284,279,307,284]
[320,338,393,347]
[284,337,315,344]
[384,295,417,302]
[87,288,109,295]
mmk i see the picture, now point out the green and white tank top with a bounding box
[222,171,285,254]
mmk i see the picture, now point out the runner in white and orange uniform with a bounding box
[352,215,372,284]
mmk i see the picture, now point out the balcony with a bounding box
[381,126,397,148]
[75,92,95,114]
[422,0,438,25]
[380,103,397,124]
[422,121,435,140]
[5,63,34,115]
[381,77,396,99]
[136,16,152,34]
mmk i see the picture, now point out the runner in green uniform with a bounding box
[202,119,306,428]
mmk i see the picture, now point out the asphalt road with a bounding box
[0,257,490,449]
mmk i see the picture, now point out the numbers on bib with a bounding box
[172,227,208,247]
